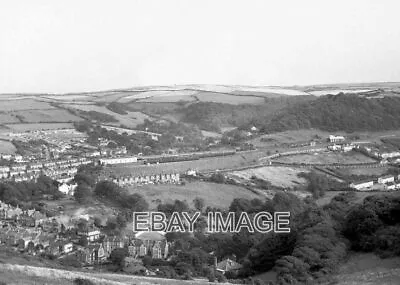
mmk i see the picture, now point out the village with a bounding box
[0,198,170,267]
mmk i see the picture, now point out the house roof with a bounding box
[351,179,374,185]
[135,231,165,241]
[379,175,394,179]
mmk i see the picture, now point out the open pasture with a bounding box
[0,112,21,123]
[14,109,83,123]
[230,166,309,188]
[331,167,390,178]
[41,94,94,101]
[195,91,265,104]
[0,98,56,111]
[117,90,198,103]
[3,122,75,132]
[138,94,198,103]
[61,103,153,127]
[250,129,333,148]
[126,181,262,209]
[0,140,17,153]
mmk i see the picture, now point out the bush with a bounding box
[74,278,95,285]
[215,271,227,282]
[59,255,82,268]
[207,270,216,282]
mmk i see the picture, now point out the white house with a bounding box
[385,182,396,191]
[329,135,345,143]
[381,151,400,159]
[99,156,137,165]
[377,175,395,184]
[349,180,374,191]
[58,183,78,196]
[186,169,197,176]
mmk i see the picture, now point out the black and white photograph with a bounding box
[0,1,400,284]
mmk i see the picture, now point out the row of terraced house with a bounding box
[111,173,181,187]
[0,157,93,182]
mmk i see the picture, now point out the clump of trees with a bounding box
[299,171,347,198]
[0,175,62,206]
[106,102,129,115]
[343,195,400,256]
[93,181,148,212]
[258,94,400,133]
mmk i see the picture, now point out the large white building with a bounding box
[58,183,78,196]
[99,156,137,165]
[377,175,395,184]
[349,180,374,191]
[329,135,345,143]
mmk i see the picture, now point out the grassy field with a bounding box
[14,109,83,123]
[2,122,75,132]
[331,167,390,177]
[126,181,262,209]
[138,95,198,103]
[195,91,265,104]
[325,253,400,285]
[42,94,94,101]
[200,130,222,138]
[61,103,152,128]
[0,99,55,111]
[0,263,219,285]
[0,112,21,123]
[275,151,376,164]
[230,166,309,188]
[249,129,331,149]
[0,140,17,153]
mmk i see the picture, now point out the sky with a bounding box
[0,0,399,93]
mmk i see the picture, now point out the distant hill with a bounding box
[256,94,400,133]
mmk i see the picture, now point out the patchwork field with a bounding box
[230,166,309,188]
[61,103,153,128]
[126,181,262,209]
[275,151,376,164]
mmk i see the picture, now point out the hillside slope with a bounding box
[0,263,215,285]
[257,94,400,133]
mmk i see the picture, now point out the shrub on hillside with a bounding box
[74,278,95,285]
